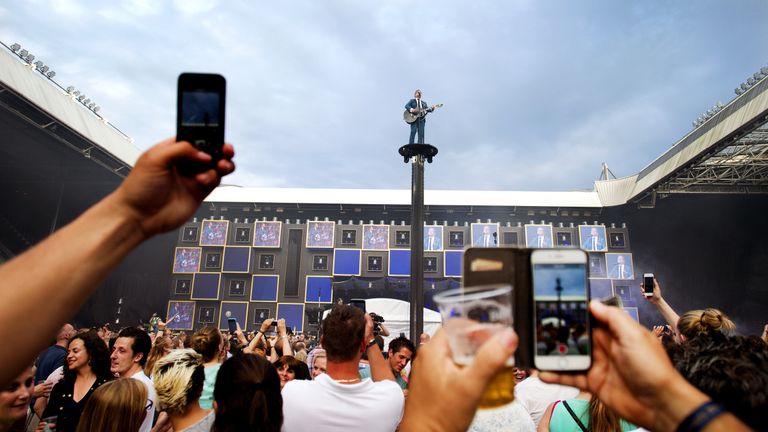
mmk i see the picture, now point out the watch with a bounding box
[365,338,377,350]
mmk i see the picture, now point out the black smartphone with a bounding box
[643,273,654,297]
[227,317,238,334]
[349,299,366,313]
[176,73,226,161]
[531,249,591,372]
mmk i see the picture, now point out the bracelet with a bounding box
[676,401,726,432]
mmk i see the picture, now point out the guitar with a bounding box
[403,103,443,124]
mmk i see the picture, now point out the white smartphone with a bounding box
[643,273,654,297]
[530,249,592,372]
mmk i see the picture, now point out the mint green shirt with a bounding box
[548,399,636,431]
[199,363,221,410]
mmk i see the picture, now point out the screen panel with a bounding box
[253,221,282,248]
[200,220,229,246]
[277,303,305,333]
[166,301,195,330]
[388,249,411,276]
[222,247,251,272]
[305,276,333,303]
[218,301,249,330]
[191,273,220,300]
[306,221,335,249]
[444,250,463,277]
[251,275,279,302]
[173,247,201,273]
[579,225,608,252]
[333,249,361,276]
[362,225,389,250]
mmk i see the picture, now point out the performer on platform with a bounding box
[149,312,178,333]
[405,89,437,144]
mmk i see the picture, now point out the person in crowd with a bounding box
[672,335,768,429]
[640,277,681,338]
[310,350,327,379]
[144,335,173,377]
[212,354,282,432]
[266,319,293,362]
[539,391,636,431]
[515,368,579,427]
[398,301,752,432]
[676,308,735,343]
[0,367,34,432]
[281,305,403,431]
[152,349,214,432]
[0,138,235,387]
[40,330,112,432]
[111,327,155,432]
[292,341,308,363]
[361,336,414,393]
[189,326,223,410]
[75,378,148,432]
[513,367,530,383]
[274,356,310,389]
[34,324,75,385]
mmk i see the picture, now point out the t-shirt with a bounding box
[131,370,156,432]
[282,373,404,432]
[514,376,579,427]
[199,363,221,410]
[359,366,408,389]
[35,345,67,383]
[180,411,215,432]
[548,399,636,431]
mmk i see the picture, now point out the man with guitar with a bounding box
[404,89,441,144]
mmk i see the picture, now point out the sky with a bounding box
[1,1,767,192]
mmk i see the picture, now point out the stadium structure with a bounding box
[1,42,767,336]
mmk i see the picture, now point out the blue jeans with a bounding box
[409,119,425,144]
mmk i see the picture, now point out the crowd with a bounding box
[0,139,766,432]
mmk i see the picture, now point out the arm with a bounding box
[642,278,680,333]
[398,327,518,432]
[0,139,234,385]
[539,301,751,432]
[277,319,293,357]
[538,402,556,432]
[244,319,273,354]
[365,314,395,382]
[377,320,391,337]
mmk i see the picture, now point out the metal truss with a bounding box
[657,121,768,195]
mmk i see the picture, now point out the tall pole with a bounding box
[398,143,437,344]
[409,155,425,343]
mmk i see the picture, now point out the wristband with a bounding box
[365,338,377,350]
[676,401,725,432]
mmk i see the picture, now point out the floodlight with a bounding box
[735,87,744,95]
[83,98,91,105]
[19,49,28,57]
[77,94,86,101]
[24,54,34,63]
[33,60,43,69]
[46,71,55,78]
[761,67,768,74]
[747,77,756,85]
[755,72,764,80]
[740,83,749,91]
[66,86,75,93]
[88,102,95,109]
[39,66,49,74]
[93,106,100,113]
[10,43,20,52]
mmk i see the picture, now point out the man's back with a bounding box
[282,374,404,432]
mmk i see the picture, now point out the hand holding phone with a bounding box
[176,73,226,171]
[227,317,238,335]
[643,273,655,297]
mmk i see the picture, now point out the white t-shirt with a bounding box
[514,376,579,427]
[131,370,156,432]
[282,374,404,432]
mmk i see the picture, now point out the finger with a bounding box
[590,301,641,342]
[157,137,178,147]
[151,140,212,168]
[462,328,517,384]
[540,371,589,389]
[222,143,235,159]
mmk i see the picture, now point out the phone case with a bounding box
[463,248,534,368]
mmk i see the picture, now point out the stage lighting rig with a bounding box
[10,43,20,52]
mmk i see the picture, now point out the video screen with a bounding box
[579,225,608,252]
[306,221,335,249]
[363,225,389,250]
[533,263,590,356]
[424,226,443,251]
[173,247,201,273]
[253,221,282,248]
[606,253,634,280]
[181,91,220,127]
[525,224,553,248]
[471,223,499,247]
[200,220,228,246]
[166,301,195,330]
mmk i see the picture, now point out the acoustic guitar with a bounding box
[403,103,443,124]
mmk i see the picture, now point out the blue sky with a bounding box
[1,1,766,191]
[532,264,587,298]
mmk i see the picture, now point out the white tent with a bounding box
[323,298,442,347]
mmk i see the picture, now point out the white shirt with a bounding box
[282,373,404,432]
[514,376,579,427]
[131,370,156,432]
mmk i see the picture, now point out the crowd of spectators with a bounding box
[0,139,766,432]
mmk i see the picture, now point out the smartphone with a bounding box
[530,249,591,372]
[176,73,226,160]
[643,273,654,297]
[349,299,366,313]
[227,317,238,334]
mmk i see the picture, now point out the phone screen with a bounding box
[349,299,366,313]
[176,73,226,160]
[643,274,654,296]
[227,318,238,334]
[532,259,591,371]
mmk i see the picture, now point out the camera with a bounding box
[369,312,385,336]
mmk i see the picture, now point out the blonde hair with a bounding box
[76,379,147,432]
[152,349,204,415]
[677,308,735,340]
[145,335,172,376]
